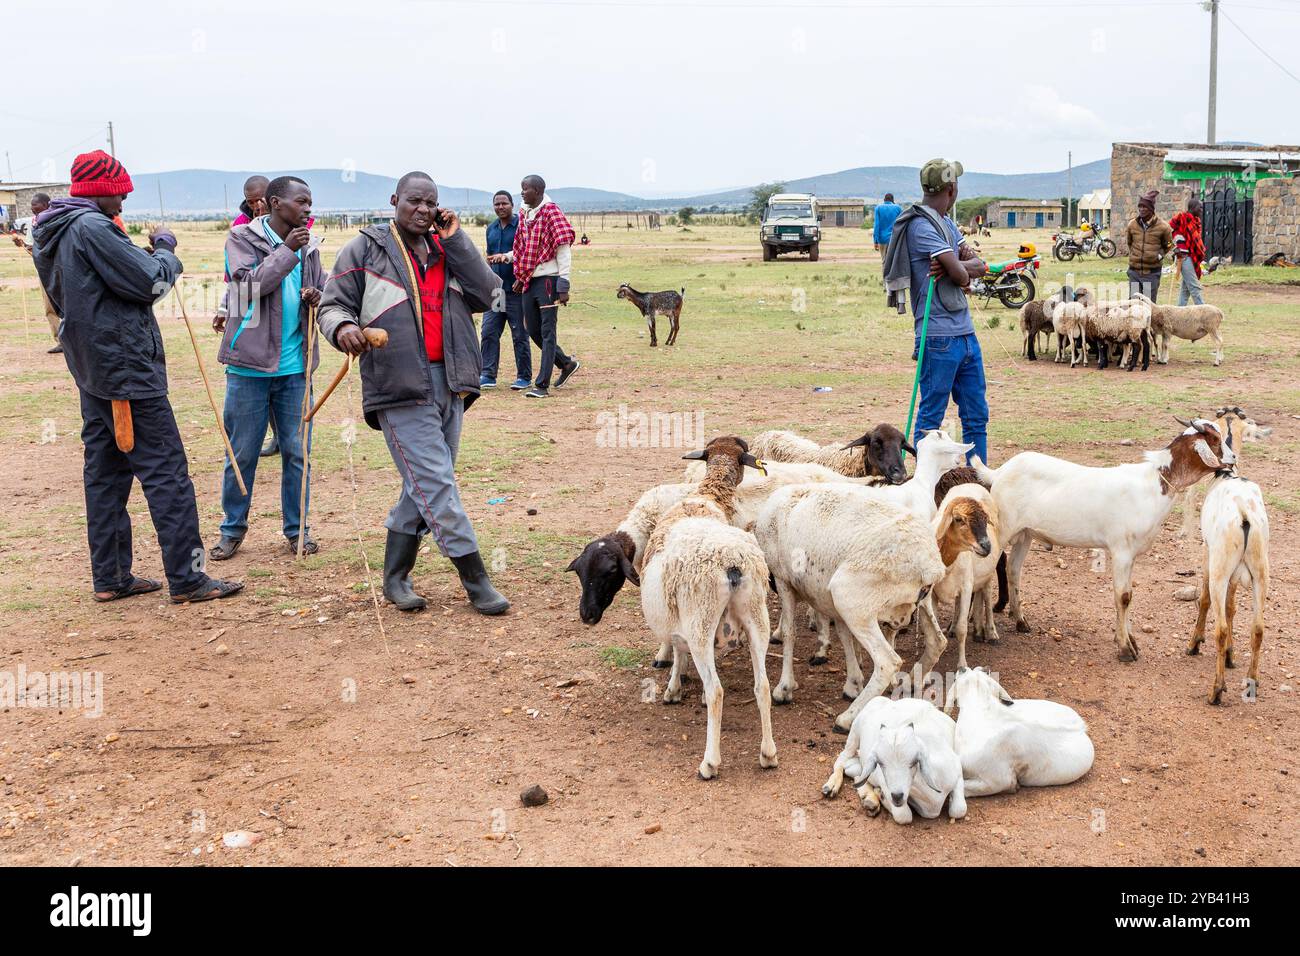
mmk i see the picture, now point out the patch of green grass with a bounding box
[599,645,649,669]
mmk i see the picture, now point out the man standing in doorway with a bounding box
[1124,190,1172,302]
[11,192,63,353]
[873,192,901,255]
[512,174,581,399]
[480,189,532,390]
[319,172,509,616]
[209,176,325,562]
[1169,197,1207,306]
[882,158,989,463]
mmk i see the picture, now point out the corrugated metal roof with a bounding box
[1164,149,1300,166]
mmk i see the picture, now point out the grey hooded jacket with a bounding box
[881,203,970,316]
[318,224,500,428]
[218,217,325,374]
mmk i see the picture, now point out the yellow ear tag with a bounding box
[754,458,768,476]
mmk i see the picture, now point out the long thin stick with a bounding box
[172,283,247,495]
[305,354,351,422]
[19,277,31,348]
[296,304,318,560]
[902,276,936,460]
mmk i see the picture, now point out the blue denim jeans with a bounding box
[912,332,988,464]
[480,291,532,382]
[220,372,310,540]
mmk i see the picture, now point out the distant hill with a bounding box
[665,159,1112,208]
[124,159,1110,216]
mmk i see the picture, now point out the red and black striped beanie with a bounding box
[70,149,134,198]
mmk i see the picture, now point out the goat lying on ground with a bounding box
[975,418,1235,661]
[1186,412,1271,705]
[617,283,683,347]
[821,696,965,823]
[640,436,775,779]
[749,422,912,484]
[945,667,1093,795]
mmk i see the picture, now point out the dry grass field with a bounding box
[0,216,1297,865]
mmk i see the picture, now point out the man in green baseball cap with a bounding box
[881,157,989,463]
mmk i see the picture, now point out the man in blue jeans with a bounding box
[891,159,989,463]
[480,190,532,390]
[210,176,325,560]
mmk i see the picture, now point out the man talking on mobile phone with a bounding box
[318,172,510,616]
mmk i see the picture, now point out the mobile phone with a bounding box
[432,209,449,229]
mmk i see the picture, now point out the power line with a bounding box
[7,128,106,180]
[1222,7,1300,86]
[420,0,1195,8]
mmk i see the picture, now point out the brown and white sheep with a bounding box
[749,422,913,484]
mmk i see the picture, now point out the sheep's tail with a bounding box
[680,287,686,297]
[993,553,1008,612]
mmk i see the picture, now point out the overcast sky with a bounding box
[6,0,1300,195]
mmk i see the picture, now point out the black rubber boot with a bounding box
[450,551,510,616]
[383,530,427,612]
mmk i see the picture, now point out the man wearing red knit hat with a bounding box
[33,150,243,605]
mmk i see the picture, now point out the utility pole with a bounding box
[1067,150,1073,228]
[1207,0,1219,145]
[5,151,12,182]
[107,121,116,157]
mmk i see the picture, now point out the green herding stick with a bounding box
[901,276,936,461]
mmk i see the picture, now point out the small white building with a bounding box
[1078,188,1111,229]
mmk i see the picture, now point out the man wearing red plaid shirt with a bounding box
[1170,197,1207,306]
[511,174,582,399]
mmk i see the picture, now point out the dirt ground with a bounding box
[1,224,1297,866]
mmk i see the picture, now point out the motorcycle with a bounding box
[1052,230,1116,261]
[969,254,1040,308]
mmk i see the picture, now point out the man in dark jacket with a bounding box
[209,175,324,561]
[480,190,532,390]
[32,150,243,604]
[318,172,508,616]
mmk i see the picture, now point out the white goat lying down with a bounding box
[821,696,966,824]
[640,436,777,780]
[975,418,1235,661]
[944,668,1094,796]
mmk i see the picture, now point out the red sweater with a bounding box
[402,235,446,361]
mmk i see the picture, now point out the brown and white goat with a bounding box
[617,283,683,347]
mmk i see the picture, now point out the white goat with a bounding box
[944,667,1094,796]
[931,484,1001,669]
[975,419,1236,661]
[821,696,966,823]
[1177,406,1270,538]
[1187,472,1270,705]
[639,436,776,779]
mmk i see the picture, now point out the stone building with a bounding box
[1110,142,1300,257]
[985,199,1063,230]
[817,199,866,228]
[0,182,71,224]
[1253,177,1300,263]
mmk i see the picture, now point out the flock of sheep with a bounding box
[566,408,1271,822]
[1019,287,1225,370]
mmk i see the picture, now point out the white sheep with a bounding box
[1187,472,1270,705]
[755,483,946,731]
[1138,296,1224,366]
[1085,297,1152,370]
[639,436,777,779]
[821,696,966,823]
[975,418,1236,661]
[944,667,1094,796]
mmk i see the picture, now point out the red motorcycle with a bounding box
[969,244,1040,308]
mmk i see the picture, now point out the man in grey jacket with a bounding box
[318,172,509,616]
[209,175,325,561]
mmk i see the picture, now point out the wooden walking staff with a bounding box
[172,282,248,495]
[303,326,389,422]
[296,304,319,560]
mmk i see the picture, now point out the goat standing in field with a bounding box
[976,418,1234,662]
[617,283,683,347]
[1186,410,1271,704]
